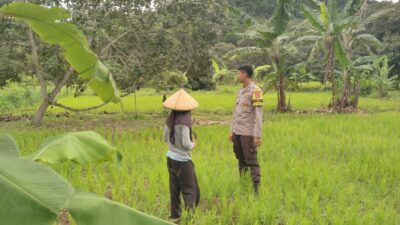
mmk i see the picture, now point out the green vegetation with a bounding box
[2,85,399,116]
[226,0,295,112]
[48,86,400,114]
[0,132,172,225]
[0,76,42,113]
[1,0,399,224]
[0,2,120,125]
[2,111,399,225]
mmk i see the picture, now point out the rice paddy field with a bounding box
[1,85,400,225]
[48,85,400,115]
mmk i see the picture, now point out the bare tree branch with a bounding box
[49,67,74,100]
[48,39,95,104]
[51,100,113,112]
[101,29,135,57]
[51,92,130,112]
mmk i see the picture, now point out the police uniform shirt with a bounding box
[230,82,263,138]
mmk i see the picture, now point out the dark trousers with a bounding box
[233,134,261,189]
[167,157,200,219]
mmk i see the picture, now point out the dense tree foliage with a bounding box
[0,0,399,96]
[367,2,400,78]
[227,0,348,18]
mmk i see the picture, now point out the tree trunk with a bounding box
[29,27,51,125]
[326,39,337,108]
[276,84,280,111]
[352,79,361,108]
[378,84,388,98]
[338,70,351,109]
[32,97,50,125]
[134,91,138,118]
[276,75,287,112]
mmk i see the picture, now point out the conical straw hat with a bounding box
[163,88,199,111]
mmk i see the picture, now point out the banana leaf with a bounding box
[301,4,326,32]
[334,38,350,69]
[0,134,20,157]
[271,0,292,35]
[320,2,329,27]
[68,191,174,225]
[30,131,120,165]
[0,2,119,103]
[211,59,220,73]
[224,47,263,60]
[0,156,74,225]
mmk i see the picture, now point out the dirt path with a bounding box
[0,112,232,132]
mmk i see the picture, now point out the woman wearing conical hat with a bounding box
[163,88,200,222]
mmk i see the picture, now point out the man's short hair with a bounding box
[238,65,254,78]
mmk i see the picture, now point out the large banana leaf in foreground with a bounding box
[0,2,119,103]
[0,156,74,225]
[68,191,174,225]
[0,132,172,225]
[0,134,20,157]
[31,131,120,165]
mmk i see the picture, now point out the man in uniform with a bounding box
[229,65,263,193]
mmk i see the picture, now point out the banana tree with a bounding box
[300,0,365,107]
[211,59,236,85]
[262,62,315,111]
[288,63,317,88]
[370,56,398,98]
[254,64,272,81]
[225,0,294,112]
[0,3,120,124]
[0,132,173,225]
[336,2,392,108]
[341,55,375,106]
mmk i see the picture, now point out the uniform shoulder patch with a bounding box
[252,87,263,107]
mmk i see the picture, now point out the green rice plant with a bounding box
[2,110,400,224]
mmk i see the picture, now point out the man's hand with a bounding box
[253,137,262,147]
[229,132,234,143]
[192,141,196,148]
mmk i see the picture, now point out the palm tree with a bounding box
[225,0,295,112]
[226,31,299,112]
[336,1,393,108]
[301,0,392,110]
[211,59,236,85]
[300,0,367,107]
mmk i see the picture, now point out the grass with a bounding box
[2,84,399,115]
[3,112,400,225]
[1,85,400,224]
[41,85,399,116]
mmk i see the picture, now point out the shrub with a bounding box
[0,75,42,113]
[360,80,375,96]
[299,82,324,92]
[151,71,188,92]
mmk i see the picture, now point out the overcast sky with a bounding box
[374,0,399,2]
